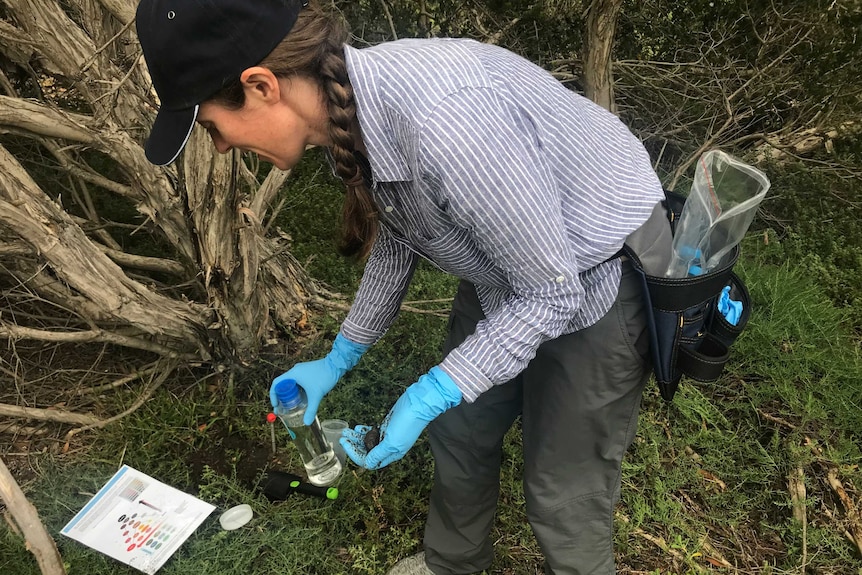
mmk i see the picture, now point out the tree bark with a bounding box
[0,456,67,575]
[583,0,622,112]
[0,142,214,356]
[0,0,316,378]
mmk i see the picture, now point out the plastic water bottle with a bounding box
[273,379,342,486]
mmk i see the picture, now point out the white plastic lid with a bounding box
[218,504,253,530]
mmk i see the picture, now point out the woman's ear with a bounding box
[240,67,281,104]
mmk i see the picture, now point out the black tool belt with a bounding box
[615,190,752,401]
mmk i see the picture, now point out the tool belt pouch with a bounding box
[622,191,752,401]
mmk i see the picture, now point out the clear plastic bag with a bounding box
[666,150,770,278]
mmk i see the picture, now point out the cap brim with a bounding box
[144,105,199,166]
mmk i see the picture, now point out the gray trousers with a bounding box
[424,261,651,575]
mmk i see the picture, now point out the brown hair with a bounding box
[212,1,377,259]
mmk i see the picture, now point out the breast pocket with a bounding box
[418,226,505,286]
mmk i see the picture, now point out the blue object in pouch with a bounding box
[717,285,742,325]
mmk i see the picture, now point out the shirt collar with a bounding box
[343,44,412,184]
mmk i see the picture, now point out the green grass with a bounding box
[3,162,862,574]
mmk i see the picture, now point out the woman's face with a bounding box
[197,70,330,171]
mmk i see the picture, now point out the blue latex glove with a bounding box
[341,366,462,470]
[717,285,742,325]
[270,333,369,425]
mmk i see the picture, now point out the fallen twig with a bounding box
[63,361,178,446]
[0,403,100,426]
[756,408,796,430]
[698,538,734,570]
[788,467,808,570]
[76,361,161,395]
[825,467,862,555]
[805,436,862,555]
[314,295,450,318]
[0,422,47,436]
[617,513,707,573]
[0,456,66,575]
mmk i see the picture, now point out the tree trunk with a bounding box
[583,0,622,112]
[0,0,315,375]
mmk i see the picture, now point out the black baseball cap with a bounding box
[136,0,306,165]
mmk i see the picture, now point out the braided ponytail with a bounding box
[211,1,378,259]
[318,28,378,259]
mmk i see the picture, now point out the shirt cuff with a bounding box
[439,350,493,403]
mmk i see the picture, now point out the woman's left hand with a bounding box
[341,366,462,469]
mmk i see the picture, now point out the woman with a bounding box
[136,1,671,573]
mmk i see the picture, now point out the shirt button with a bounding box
[555,275,565,283]
[384,205,394,213]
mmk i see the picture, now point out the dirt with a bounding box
[363,424,381,452]
[0,342,281,493]
[182,424,275,491]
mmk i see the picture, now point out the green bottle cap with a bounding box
[326,487,338,500]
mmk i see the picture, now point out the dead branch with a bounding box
[788,467,808,570]
[379,0,398,40]
[313,295,450,319]
[805,436,862,555]
[0,403,100,426]
[616,512,706,572]
[0,240,32,257]
[94,0,136,25]
[632,528,689,566]
[822,504,861,551]
[250,166,292,224]
[0,422,48,436]
[825,467,862,555]
[788,467,807,524]
[0,456,66,575]
[64,360,177,442]
[0,323,199,359]
[98,246,186,276]
[0,95,95,141]
[75,361,161,395]
[698,537,734,570]
[0,146,213,356]
[756,408,797,430]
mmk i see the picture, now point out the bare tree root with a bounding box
[0,456,66,575]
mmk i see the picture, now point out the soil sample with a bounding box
[363,425,381,452]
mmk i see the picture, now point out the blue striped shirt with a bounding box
[339,38,664,402]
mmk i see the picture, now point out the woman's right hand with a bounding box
[269,334,369,425]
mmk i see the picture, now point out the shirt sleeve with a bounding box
[418,87,589,402]
[340,223,419,345]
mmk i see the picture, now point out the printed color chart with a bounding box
[62,465,215,574]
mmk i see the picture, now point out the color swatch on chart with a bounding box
[117,511,180,554]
